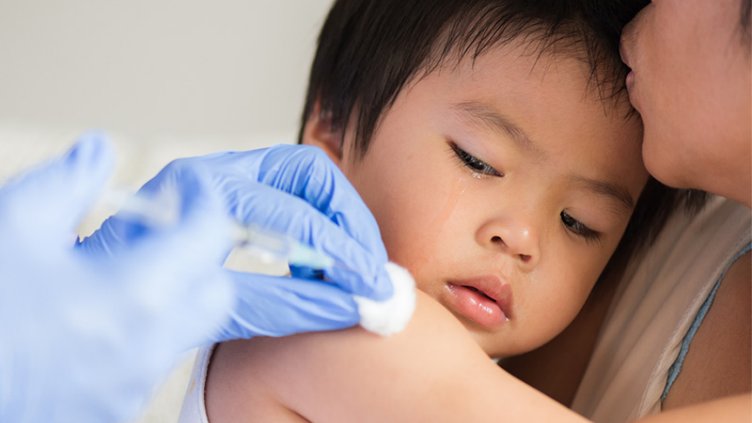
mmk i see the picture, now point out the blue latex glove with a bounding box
[0,134,235,422]
[80,143,393,341]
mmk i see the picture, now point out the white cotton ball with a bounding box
[354,262,416,336]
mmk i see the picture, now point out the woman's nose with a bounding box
[476,217,540,269]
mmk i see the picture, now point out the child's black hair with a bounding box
[299,0,706,267]
[300,0,649,158]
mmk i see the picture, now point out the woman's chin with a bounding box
[641,134,689,189]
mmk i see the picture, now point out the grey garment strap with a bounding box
[661,241,752,402]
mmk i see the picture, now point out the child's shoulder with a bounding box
[204,291,489,422]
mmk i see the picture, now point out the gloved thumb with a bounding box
[0,132,115,250]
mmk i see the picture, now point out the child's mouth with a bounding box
[443,276,513,330]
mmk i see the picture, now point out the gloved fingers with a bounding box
[165,145,388,263]
[78,160,231,257]
[0,132,114,248]
[48,174,235,421]
[211,270,360,341]
[107,239,233,355]
[170,166,231,235]
[96,169,234,325]
[117,144,388,271]
[134,151,215,197]
[227,181,393,300]
[153,269,234,353]
[254,145,388,263]
[77,149,242,258]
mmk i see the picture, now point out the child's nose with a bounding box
[476,218,540,269]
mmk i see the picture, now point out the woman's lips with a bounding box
[626,70,635,91]
[443,276,513,330]
[625,70,642,111]
[619,38,640,107]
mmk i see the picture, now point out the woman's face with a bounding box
[621,0,751,206]
[305,41,647,357]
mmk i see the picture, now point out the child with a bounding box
[181,0,695,421]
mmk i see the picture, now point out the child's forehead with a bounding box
[418,34,630,113]
[384,43,639,155]
[414,41,622,111]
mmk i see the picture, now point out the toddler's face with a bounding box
[307,40,648,357]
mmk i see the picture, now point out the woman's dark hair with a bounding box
[299,0,706,266]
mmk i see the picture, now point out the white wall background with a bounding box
[0,0,334,180]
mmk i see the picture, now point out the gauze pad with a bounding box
[354,262,416,336]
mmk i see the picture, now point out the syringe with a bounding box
[104,189,334,270]
[104,189,416,337]
[230,223,333,269]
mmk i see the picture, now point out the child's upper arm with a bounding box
[206,291,587,422]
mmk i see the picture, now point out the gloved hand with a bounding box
[0,133,235,423]
[79,143,393,341]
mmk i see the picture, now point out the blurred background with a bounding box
[0,1,334,421]
[0,0,333,186]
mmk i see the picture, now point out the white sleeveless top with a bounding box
[177,346,214,423]
[571,196,751,422]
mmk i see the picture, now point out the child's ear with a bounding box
[301,103,344,166]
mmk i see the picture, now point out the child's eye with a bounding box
[560,211,601,243]
[450,143,502,177]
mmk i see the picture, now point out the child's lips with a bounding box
[443,275,513,330]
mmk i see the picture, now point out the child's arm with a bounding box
[205,290,588,423]
[205,290,751,423]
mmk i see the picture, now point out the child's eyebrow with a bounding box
[452,101,545,158]
[452,100,635,213]
[571,176,636,212]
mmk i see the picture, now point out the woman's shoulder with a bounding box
[662,250,751,409]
